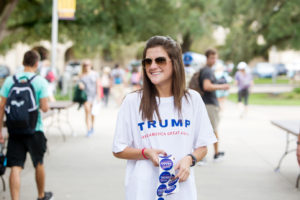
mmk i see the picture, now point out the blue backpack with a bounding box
[5,75,38,135]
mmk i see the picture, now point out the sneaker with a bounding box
[213,152,225,161]
[86,130,92,137]
[37,191,53,200]
[197,158,207,166]
[86,128,95,137]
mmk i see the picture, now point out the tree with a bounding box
[0,0,178,57]
[217,0,300,64]
[0,0,19,43]
[174,0,216,53]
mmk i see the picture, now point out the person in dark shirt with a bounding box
[198,49,230,161]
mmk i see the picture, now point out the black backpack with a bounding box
[5,75,38,135]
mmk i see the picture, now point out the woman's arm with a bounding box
[174,146,207,182]
[113,147,167,166]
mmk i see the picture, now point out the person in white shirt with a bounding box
[112,36,217,200]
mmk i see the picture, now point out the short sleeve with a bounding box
[112,96,134,153]
[201,69,213,81]
[0,77,13,98]
[38,77,49,99]
[193,94,217,148]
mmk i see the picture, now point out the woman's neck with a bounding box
[156,83,172,97]
[83,70,91,75]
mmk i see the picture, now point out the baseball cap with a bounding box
[237,62,247,70]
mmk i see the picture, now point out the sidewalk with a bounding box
[0,100,299,199]
[229,84,295,93]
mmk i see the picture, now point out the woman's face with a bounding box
[144,46,173,88]
[83,64,91,72]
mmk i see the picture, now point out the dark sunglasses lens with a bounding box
[143,58,152,67]
[155,57,167,65]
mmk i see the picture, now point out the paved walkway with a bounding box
[229,84,295,93]
[0,99,299,199]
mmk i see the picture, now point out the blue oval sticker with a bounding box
[159,172,171,183]
[168,177,179,186]
[165,185,177,194]
[160,159,173,170]
[157,184,167,197]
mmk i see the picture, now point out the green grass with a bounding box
[228,88,300,106]
[54,89,72,101]
[253,77,289,84]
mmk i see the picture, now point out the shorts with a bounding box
[205,104,220,133]
[103,87,110,96]
[238,88,249,105]
[6,131,47,168]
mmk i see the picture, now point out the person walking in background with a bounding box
[112,36,216,200]
[39,60,56,102]
[214,63,232,112]
[100,66,112,107]
[0,50,53,200]
[234,62,254,118]
[111,64,126,105]
[129,66,142,91]
[183,53,195,88]
[198,49,230,161]
[79,60,100,137]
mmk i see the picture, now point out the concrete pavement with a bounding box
[0,99,299,199]
[229,84,295,93]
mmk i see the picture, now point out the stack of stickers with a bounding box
[156,155,179,200]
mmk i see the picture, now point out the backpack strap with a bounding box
[28,74,37,83]
[13,75,18,84]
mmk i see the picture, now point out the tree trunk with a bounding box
[0,0,19,44]
[181,32,193,53]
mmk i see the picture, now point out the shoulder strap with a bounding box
[13,75,18,84]
[28,74,37,83]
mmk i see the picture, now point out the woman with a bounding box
[79,60,100,136]
[101,66,112,107]
[214,63,232,111]
[234,61,253,118]
[112,36,217,200]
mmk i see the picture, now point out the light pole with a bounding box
[51,0,58,70]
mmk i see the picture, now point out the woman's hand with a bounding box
[144,148,166,167]
[78,82,85,90]
[174,156,192,182]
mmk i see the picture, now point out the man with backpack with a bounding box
[0,50,53,200]
[198,49,230,161]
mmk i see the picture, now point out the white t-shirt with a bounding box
[112,89,217,200]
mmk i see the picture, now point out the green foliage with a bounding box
[293,87,300,94]
[0,0,178,56]
[253,77,289,84]
[218,0,300,64]
[0,0,299,61]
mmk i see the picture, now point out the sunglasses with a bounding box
[142,57,169,68]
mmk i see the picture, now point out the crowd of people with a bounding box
[0,35,299,200]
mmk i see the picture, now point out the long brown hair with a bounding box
[139,36,188,121]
